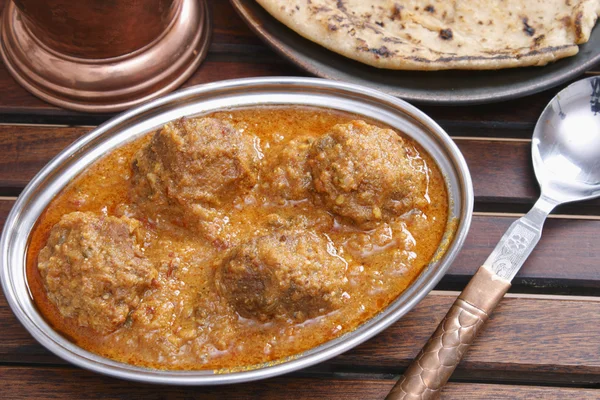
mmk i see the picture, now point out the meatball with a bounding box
[131,117,259,212]
[309,120,424,226]
[261,137,313,201]
[216,230,348,322]
[37,212,157,334]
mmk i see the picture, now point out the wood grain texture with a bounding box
[454,215,600,286]
[2,125,600,213]
[1,198,599,291]
[455,139,537,202]
[0,198,12,227]
[332,293,600,383]
[0,291,59,364]
[0,56,301,116]
[0,126,90,190]
[1,367,599,400]
[2,278,600,383]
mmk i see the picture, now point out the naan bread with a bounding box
[256,0,600,70]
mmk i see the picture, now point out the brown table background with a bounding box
[1,1,600,398]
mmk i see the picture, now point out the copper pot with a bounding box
[0,0,211,112]
[14,0,181,59]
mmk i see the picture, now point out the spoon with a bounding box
[386,76,600,400]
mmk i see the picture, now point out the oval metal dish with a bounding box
[0,77,473,384]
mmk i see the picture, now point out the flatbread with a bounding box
[255,0,600,70]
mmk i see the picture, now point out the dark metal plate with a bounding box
[230,0,600,105]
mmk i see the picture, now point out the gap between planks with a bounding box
[452,136,531,143]
[0,123,93,128]
[2,198,600,221]
[0,128,535,139]
[474,211,600,220]
[430,290,600,302]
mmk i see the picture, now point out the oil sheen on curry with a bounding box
[27,107,448,370]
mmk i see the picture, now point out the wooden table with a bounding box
[1,1,600,398]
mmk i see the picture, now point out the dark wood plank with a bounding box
[0,126,90,191]
[0,55,569,133]
[444,383,600,400]
[0,289,58,364]
[182,56,300,85]
[3,282,600,383]
[0,56,301,120]
[450,214,600,290]
[441,383,600,399]
[211,0,264,46]
[455,139,537,203]
[0,53,569,131]
[0,195,598,291]
[0,198,12,227]
[1,366,599,399]
[4,126,600,212]
[455,139,599,213]
[0,128,541,201]
[333,293,600,383]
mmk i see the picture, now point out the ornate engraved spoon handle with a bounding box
[385,265,511,400]
[386,197,554,399]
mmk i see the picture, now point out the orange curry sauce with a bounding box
[27,107,448,370]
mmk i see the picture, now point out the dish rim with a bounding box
[0,77,473,385]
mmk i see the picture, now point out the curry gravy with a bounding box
[27,107,448,370]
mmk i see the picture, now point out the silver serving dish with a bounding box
[0,77,473,385]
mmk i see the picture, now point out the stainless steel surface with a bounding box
[482,197,554,281]
[230,0,600,105]
[0,0,211,113]
[0,77,473,385]
[486,77,600,281]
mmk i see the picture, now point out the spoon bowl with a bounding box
[533,77,600,204]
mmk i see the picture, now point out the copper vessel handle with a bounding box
[385,266,511,400]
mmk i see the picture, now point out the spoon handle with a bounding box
[386,196,554,399]
[385,265,510,400]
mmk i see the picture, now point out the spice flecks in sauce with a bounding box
[27,106,448,370]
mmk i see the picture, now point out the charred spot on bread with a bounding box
[439,29,453,40]
[522,17,535,36]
